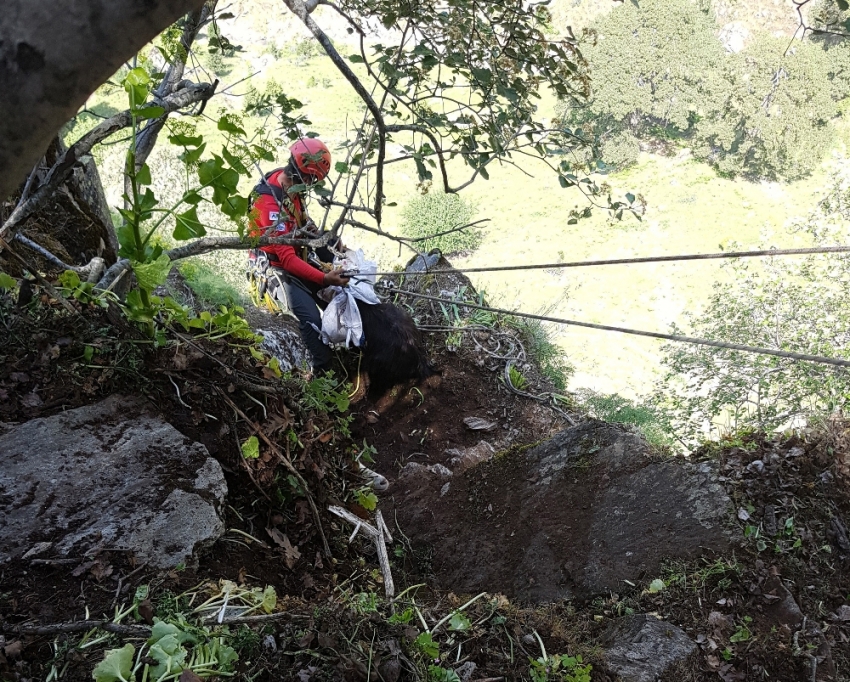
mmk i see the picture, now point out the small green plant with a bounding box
[507,364,529,391]
[388,607,414,625]
[92,618,238,682]
[415,631,440,658]
[529,653,592,682]
[300,373,351,413]
[353,487,378,511]
[58,270,111,307]
[428,666,460,682]
[729,616,753,643]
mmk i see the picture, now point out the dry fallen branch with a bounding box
[328,505,395,597]
[2,620,150,637]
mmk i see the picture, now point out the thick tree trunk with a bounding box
[0,0,205,203]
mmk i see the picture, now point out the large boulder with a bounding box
[0,395,227,569]
[394,421,734,601]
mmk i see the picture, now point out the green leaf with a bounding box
[58,270,81,289]
[148,620,181,645]
[261,585,277,613]
[647,578,665,594]
[222,146,248,175]
[92,643,135,682]
[625,192,635,204]
[148,634,187,680]
[220,194,249,220]
[448,612,471,631]
[136,164,152,186]
[181,190,204,206]
[134,105,165,120]
[838,0,848,10]
[180,142,207,165]
[241,435,260,459]
[169,133,204,147]
[0,272,15,290]
[173,206,206,241]
[348,54,365,63]
[217,116,246,136]
[415,632,439,658]
[132,254,171,291]
[123,67,151,109]
[334,161,349,173]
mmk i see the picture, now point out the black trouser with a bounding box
[280,273,332,373]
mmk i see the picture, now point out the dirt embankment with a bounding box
[1,265,849,681]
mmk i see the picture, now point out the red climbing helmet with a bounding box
[289,137,331,183]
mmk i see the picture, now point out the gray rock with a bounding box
[601,615,699,682]
[0,395,227,569]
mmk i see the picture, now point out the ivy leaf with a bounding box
[173,206,206,241]
[180,142,207,165]
[217,116,246,136]
[448,612,471,631]
[838,0,848,11]
[241,435,260,459]
[132,254,171,291]
[169,133,203,147]
[92,643,135,682]
[414,632,439,658]
[0,272,17,290]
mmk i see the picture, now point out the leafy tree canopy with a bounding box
[695,34,838,181]
[584,0,724,133]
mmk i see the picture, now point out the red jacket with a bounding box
[249,170,325,286]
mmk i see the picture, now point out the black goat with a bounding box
[355,299,435,396]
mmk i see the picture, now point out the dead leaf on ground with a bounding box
[138,599,154,625]
[179,671,204,682]
[266,407,293,435]
[267,527,301,568]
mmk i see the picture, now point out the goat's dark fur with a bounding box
[355,299,435,395]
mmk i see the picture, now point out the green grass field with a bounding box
[80,11,849,399]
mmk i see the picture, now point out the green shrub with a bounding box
[576,389,672,450]
[179,260,243,307]
[399,192,481,255]
[600,129,641,171]
[585,0,724,135]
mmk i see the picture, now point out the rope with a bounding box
[363,244,850,278]
[381,285,850,369]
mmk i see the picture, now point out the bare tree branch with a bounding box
[282,0,387,224]
[95,231,331,290]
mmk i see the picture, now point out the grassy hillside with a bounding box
[79,7,850,399]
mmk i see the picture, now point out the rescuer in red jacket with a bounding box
[248,137,349,375]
